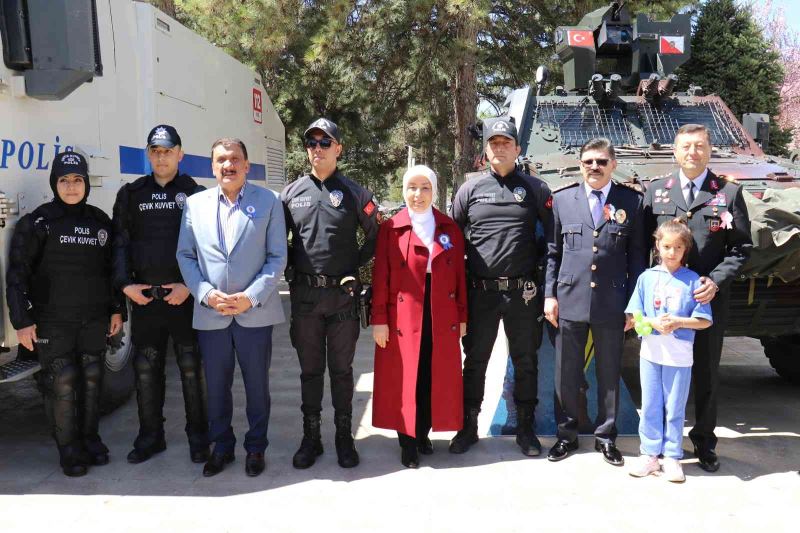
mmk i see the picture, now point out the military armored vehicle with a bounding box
[503,2,800,381]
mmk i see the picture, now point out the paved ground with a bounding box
[1,295,798,532]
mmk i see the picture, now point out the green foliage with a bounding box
[679,0,791,155]
[174,0,701,199]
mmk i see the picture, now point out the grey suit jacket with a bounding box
[176,184,287,330]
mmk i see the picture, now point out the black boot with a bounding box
[129,346,167,464]
[175,343,210,463]
[59,444,87,477]
[292,413,323,469]
[515,405,542,457]
[449,407,480,454]
[79,353,109,465]
[334,412,359,468]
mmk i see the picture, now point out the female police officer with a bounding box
[6,151,124,477]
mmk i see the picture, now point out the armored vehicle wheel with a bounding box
[100,312,135,414]
[760,336,800,384]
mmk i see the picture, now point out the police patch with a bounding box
[513,187,526,202]
[98,229,108,247]
[60,153,82,166]
[329,190,344,207]
[152,127,169,141]
[175,192,187,210]
[492,121,512,133]
[311,118,333,131]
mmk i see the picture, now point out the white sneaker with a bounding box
[662,457,686,483]
[629,455,660,478]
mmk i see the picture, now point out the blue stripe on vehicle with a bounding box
[118,146,266,181]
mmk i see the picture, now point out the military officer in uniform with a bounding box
[544,137,646,466]
[643,124,752,472]
[281,118,379,469]
[449,117,553,457]
[112,125,209,465]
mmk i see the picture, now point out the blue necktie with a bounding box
[591,190,604,227]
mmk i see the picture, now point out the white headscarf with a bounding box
[402,165,438,272]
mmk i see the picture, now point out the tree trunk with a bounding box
[450,12,479,197]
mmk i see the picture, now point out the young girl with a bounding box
[625,219,712,483]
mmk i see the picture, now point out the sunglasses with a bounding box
[580,158,610,167]
[305,138,334,149]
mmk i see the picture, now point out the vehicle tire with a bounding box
[760,335,800,384]
[100,311,135,414]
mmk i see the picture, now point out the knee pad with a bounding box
[80,352,104,389]
[133,346,162,378]
[175,344,201,375]
[48,358,79,399]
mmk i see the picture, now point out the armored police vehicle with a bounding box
[504,3,800,381]
[0,0,286,406]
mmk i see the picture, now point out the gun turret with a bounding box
[554,2,691,95]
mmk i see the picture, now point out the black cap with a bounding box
[147,124,182,148]
[303,118,341,143]
[482,117,518,147]
[50,151,90,204]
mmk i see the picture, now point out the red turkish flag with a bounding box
[660,36,684,55]
[567,30,594,49]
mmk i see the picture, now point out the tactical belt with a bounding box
[295,272,355,289]
[470,275,532,292]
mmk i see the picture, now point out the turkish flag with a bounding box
[660,36,684,55]
[568,30,594,49]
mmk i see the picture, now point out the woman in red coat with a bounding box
[371,165,467,468]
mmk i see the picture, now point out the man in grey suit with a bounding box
[544,138,646,466]
[177,138,287,477]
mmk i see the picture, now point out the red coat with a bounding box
[370,207,467,437]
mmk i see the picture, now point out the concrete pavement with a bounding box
[0,296,798,532]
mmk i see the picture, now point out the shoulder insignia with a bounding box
[552,181,580,194]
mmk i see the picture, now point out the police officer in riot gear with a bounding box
[112,125,209,464]
[6,152,124,477]
[281,118,379,469]
[449,117,553,457]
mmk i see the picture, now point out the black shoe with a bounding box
[694,445,720,472]
[334,412,360,468]
[417,437,434,455]
[547,439,579,462]
[190,446,211,464]
[293,413,324,469]
[595,440,624,466]
[245,452,265,477]
[62,462,88,477]
[58,444,88,477]
[127,440,167,464]
[203,452,235,477]
[83,439,109,466]
[449,408,480,454]
[515,405,541,457]
[401,446,419,468]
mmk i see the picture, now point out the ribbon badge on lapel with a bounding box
[513,187,526,202]
[438,234,454,250]
[604,203,616,221]
[720,211,733,230]
[329,190,344,207]
[245,205,256,218]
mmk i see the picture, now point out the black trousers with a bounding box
[35,317,107,449]
[688,291,729,451]
[554,318,624,443]
[130,298,208,451]
[461,286,541,411]
[289,283,360,416]
[399,275,433,448]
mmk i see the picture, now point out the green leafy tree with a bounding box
[679,0,791,155]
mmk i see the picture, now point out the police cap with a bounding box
[483,117,518,148]
[147,124,182,148]
[303,118,341,143]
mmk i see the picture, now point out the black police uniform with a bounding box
[545,181,646,454]
[112,171,208,460]
[281,168,379,467]
[450,165,553,452]
[6,153,124,475]
[643,170,751,459]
